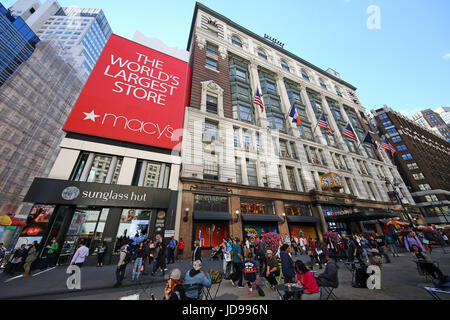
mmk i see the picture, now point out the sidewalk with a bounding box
[0,258,224,300]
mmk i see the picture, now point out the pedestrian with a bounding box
[243,252,258,292]
[295,260,320,300]
[244,237,251,257]
[184,260,212,300]
[411,244,446,281]
[152,242,166,276]
[375,233,391,264]
[264,250,279,288]
[230,238,244,288]
[385,231,400,257]
[149,239,155,266]
[142,240,150,275]
[360,235,370,263]
[176,237,184,260]
[192,240,202,264]
[131,242,145,281]
[43,238,59,269]
[23,241,39,277]
[97,241,107,267]
[163,268,186,300]
[256,236,266,276]
[0,243,6,267]
[167,236,177,264]
[70,240,89,268]
[222,239,232,279]
[404,231,425,252]
[114,245,128,287]
[307,237,316,268]
[280,244,295,300]
[346,235,364,265]
[291,238,299,256]
[418,232,432,254]
[299,236,306,255]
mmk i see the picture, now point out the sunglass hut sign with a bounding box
[61,186,148,203]
[63,34,191,151]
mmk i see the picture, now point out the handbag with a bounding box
[422,238,430,245]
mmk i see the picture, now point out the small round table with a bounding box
[274,284,304,300]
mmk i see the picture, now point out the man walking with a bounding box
[231,238,244,288]
[44,238,59,269]
[70,240,89,268]
[176,238,184,260]
[167,236,177,264]
[114,245,128,287]
[375,233,391,263]
[192,240,202,264]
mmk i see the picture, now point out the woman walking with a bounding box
[131,242,144,281]
[97,241,107,267]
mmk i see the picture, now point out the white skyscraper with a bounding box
[9,0,112,81]
[436,107,450,126]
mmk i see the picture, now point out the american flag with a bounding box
[381,138,396,155]
[318,114,332,135]
[343,124,358,142]
[253,88,264,113]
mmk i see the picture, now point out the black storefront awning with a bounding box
[241,214,283,223]
[193,211,232,221]
[325,211,398,223]
[286,216,320,224]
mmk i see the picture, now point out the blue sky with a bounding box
[4,0,450,117]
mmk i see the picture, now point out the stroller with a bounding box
[210,246,223,261]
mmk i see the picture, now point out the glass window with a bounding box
[231,35,242,48]
[194,195,229,212]
[143,162,170,188]
[336,87,343,97]
[387,128,398,135]
[302,70,310,81]
[233,104,254,124]
[286,167,298,191]
[206,95,218,114]
[114,209,153,253]
[235,69,247,80]
[206,57,218,70]
[258,48,267,60]
[241,199,274,215]
[234,128,240,148]
[204,121,218,141]
[203,160,219,181]
[284,202,311,216]
[261,162,268,187]
[268,115,286,132]
[402,153,413,160]
[383,121,393,127]
[206,43,218,55]
[61,208,110,257]
[378,113,389,120]
[392,136,403,143]
[246,159,258,186]
[87,155,112,183]
[281,60,290,72]
[194,223,228,248]
[319,79,327,90]
[397,144,407,151]
[235,157,242,184]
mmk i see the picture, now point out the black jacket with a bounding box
[192,246,202,262]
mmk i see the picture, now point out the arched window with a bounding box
[281,60,290,72]
[257,48,267,60]
[319,78,327,90]
[301,69,310,81]
[231,35,242,48]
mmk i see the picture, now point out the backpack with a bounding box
[209,269,222,284]
[124,248,133,264]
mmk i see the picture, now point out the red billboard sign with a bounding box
[63,34,191,151]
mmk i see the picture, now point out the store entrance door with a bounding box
[58,207,109,265]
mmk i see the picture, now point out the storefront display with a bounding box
[243,225,278,245]
[289,225,317,242]
[194,223,228,248]
[114,209,153,252]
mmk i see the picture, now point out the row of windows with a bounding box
[70,152,171,189]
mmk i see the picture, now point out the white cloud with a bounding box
[443,53,450,60]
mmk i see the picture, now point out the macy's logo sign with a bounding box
[82,110,174,140]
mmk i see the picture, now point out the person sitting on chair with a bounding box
[183,260,211,300]
[163,268,186,300]
[295,260,320,300]
[264,250,279,288]
[316,253,339,288]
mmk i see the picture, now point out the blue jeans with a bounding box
[132,258,143,279]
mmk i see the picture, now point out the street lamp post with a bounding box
[385,178,415,229]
